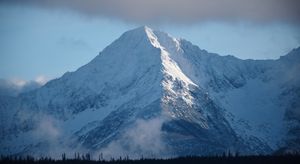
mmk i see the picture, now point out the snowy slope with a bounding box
[0,26,299,158]
[176,40,300,151]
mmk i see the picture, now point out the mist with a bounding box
[98,117,167,159]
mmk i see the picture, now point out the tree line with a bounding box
[1,152,300,164]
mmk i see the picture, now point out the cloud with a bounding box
[33,116,60,141]
[9,78,27,87]
[14,112,88,158]
[0,78,30,96]
[30,115,75,158]
[99,117,167,159]
[1,0,300,24]
[35,75,49,85]
[0,76,50,96]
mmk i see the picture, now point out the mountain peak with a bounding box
[121,26,176,50]
[124,26,162,48]
[126,25,151,34]
[131,25,151,30]
[123,25,154,37]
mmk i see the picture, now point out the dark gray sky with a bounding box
[2,0,300,24]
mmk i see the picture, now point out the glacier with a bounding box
[0,26,299,158]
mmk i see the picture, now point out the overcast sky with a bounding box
[0,0,299,81]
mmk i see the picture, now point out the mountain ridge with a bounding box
[0,26,299,158]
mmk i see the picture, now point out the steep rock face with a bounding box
[0,26,299,158]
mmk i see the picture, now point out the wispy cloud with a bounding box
[1,0,299,24]
[0,75,50,96]
[99,117,167,159]
[35,75,49,85]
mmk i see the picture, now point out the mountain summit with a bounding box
[1,26,299,158]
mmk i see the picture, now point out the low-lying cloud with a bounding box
[98,117,167,159]
[0,76,50,96]
[1,0,300,24]
[34,75,49,86]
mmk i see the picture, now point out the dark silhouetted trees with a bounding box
[1,153,300,164]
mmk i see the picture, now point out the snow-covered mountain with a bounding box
[0,26,299,158]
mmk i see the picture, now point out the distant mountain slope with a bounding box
[0,26,299,158]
